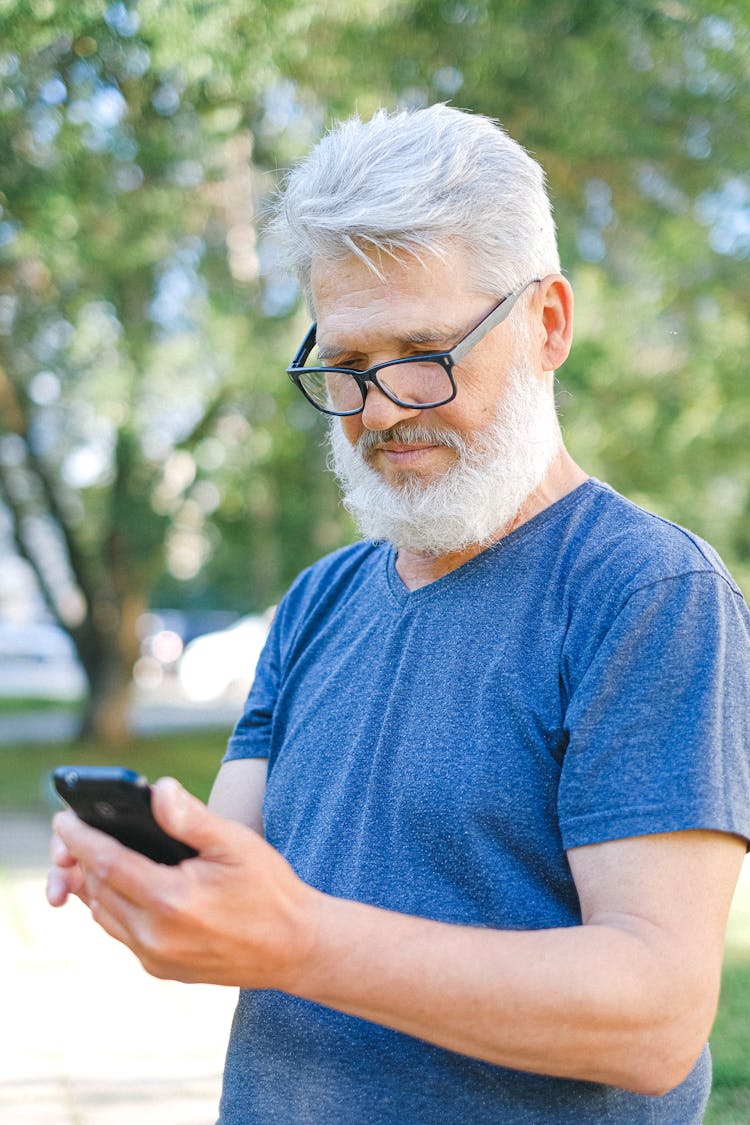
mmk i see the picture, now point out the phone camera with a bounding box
[93,800,117,819]
[63,770,79,788]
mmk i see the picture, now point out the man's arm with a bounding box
[47,781,745,1095]
[292,829,743,1094]
[208,758,267,831]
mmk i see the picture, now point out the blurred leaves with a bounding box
[0,0,348,624]
[0,0,351,737]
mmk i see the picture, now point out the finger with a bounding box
[85,886,145,955]
[46,866,71,907]
[151,776,261,861]
[82,889,192,982]
[46,861,89,907]
[54,809,168,907]
[52,808,99,859]
[49,830,77,868]
[81,866,187,979]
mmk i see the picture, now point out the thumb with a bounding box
[150,776,240,859]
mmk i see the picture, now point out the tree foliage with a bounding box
[1,0,749,741]
[297,0,750,582]
[0,0,349,739]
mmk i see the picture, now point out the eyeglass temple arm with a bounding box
[449,279,541,364]
[290,323,318,370]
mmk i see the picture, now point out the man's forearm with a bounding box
[285,890,707,1096]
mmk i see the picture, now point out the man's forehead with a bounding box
[310,246,487,354]
[310,240,473,301]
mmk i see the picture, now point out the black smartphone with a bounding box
[52,765,198,865]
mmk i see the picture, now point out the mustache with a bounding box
[353,423,467,455]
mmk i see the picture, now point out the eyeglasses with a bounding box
[286,278,540,416]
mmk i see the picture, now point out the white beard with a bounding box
[327,355,560,557]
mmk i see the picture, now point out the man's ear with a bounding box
[538,275,574,372]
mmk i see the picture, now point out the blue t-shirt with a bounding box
[219,479,750,1124]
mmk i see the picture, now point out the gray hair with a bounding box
[270,104,561,310]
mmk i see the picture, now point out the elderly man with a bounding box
[49,105,750,1124]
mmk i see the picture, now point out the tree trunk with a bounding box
[75,591,146,746]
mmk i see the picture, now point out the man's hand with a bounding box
[46,777,317,989]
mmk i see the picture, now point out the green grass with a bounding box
[706,872,750,1124]
[0,696,82,714]
[0,730,230,809]
[707,960,750,1123]
[2,736,748,1120]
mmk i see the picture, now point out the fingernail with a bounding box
[157,776,187,805]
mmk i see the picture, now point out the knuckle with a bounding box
[142,887,190,948]
[91,849,120,883]
[129,912,164,958]
[152,885,186,926]
[140,953,173,980]
[89,896,107,925]
[136,886,197,974]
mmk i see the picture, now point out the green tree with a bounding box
[0,0,351,742]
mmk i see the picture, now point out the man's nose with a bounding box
[360,382,419,431]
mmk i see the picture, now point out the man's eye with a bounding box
[320,355,361,369]
[332,360,365,372]
[407,341,453,357]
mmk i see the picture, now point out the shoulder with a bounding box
[272,539,388,638]
[559,479,742,602]
[286,539,386,602]
[540,481,749,684]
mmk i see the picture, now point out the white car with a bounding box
[0,621,87,700]
[177,613,272,703]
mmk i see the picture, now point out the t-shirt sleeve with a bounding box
[223,620,280,762]
[559,570,750,850]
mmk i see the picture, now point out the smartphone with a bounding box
[52,765,198,865]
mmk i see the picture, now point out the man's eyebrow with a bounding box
[316,324,463,364]
[398,326,462,349]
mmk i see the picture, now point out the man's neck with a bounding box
[394,451,588,591]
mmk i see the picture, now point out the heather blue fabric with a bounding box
[218,479,750,1124]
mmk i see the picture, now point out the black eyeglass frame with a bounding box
[286,277,541,417]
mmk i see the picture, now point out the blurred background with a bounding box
[0,1,748,1121]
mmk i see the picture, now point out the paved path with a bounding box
[0,811,236,1124]
[0,698,242,746]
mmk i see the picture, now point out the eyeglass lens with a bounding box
[298,359,453,413]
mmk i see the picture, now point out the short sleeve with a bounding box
[223,623,280,762]
[559,571,750,850]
